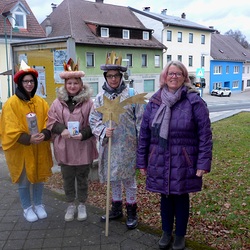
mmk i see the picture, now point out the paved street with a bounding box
[202,90,250,122]
[203,89,250,102]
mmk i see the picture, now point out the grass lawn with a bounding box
[185,111,250,249]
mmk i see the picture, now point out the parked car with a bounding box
[211,87,231,97]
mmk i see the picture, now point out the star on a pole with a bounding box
[96,95,126,124]
[96,93,147,125]
[120,92,147,108]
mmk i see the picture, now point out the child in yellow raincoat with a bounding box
[0,61,53,223]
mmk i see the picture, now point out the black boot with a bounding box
[172,236,185,250]
[101,201,123,222]
[126,203,138,229]
[158,231,172,249]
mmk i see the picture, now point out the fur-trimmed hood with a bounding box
[56,83,92,104]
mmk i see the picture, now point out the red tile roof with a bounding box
[41,0,165,49]
[0,0,45,38]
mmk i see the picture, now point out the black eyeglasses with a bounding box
[106,74,121,79]
[22,80,35,84]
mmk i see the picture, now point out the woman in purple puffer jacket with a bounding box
[137,61,212,250]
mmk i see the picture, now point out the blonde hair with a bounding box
[159,61,190,88]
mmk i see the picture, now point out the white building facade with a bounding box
[130,7,215,94]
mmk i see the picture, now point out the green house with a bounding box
[11,0,166,105]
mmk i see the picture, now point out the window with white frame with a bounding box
[167,30,172,41]
[15,14,24,28]
[214,66,222,74]
[101,27,109,37]
[201,55,205,67]
[126,54,132,67]
[247,80,250,87]
[213,82,222,89]
[167,55,172,62]
[13,7,26,28]
[232,80,239,88]
[142,54,147,67]
[226,66,229,74]
[144,79,155,93]
[189,33,193,43]
[177,55,182,62]
[143,31,149,40]
[86,52,94,67]
[154,55,160,67]
[123,29,130,39]
[188,55,193,66]
[233,66,239,73]
[201,34,205,44]
[178,32,182,42]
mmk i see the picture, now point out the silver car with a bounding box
[211,87,231,97]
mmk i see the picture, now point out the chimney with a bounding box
[51,3,57,12]
[181,12,186,19]
[161,9,167,15]
[96,0,104,3]
[45,16,52,36]
[143,7,150,12]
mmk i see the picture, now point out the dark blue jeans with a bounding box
[160,193,190,236]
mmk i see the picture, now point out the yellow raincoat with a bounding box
[0,95,53,183]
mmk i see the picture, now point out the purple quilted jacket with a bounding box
[137,86,212,195]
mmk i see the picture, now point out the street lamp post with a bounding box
[4,15,18,98]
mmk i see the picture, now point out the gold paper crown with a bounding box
[105,51,122,65]
[100,51,127,72]
[59,58,85,79]
[63,58,79,71]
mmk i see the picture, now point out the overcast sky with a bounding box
[27,0,250,41]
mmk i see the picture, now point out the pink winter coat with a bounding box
[47,85,98,166]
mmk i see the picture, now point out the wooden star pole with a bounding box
[105,113,112,237]
[96,92,147,237]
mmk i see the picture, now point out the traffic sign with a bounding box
[196,68,204,77]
